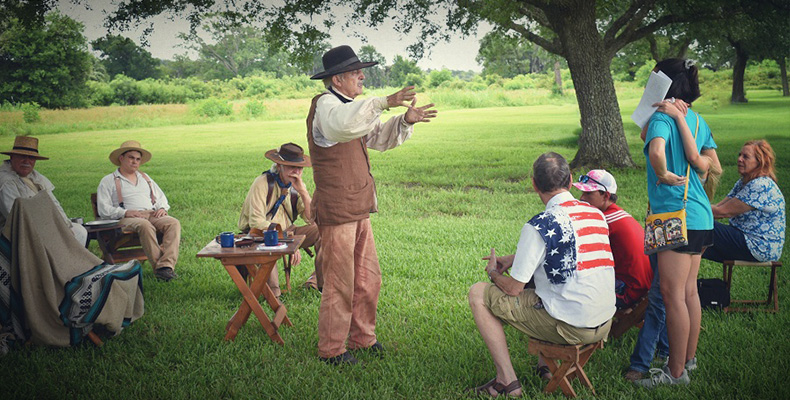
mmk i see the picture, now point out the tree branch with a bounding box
[645,34,659,61]
[603,0,655,44]
[606,14,682,56]
[507,21,563,55]
[518,4,551,29]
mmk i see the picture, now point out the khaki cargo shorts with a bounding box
[483,284,611,345]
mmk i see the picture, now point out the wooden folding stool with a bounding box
[527,338,604,398]
[722,260,782,313]
[608,296,649,339]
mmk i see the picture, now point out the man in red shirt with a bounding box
[574,169,652,308]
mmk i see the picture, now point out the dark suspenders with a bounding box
[113,170,157,209]
[264,172,299,224]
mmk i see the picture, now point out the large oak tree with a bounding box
[6,1,751,167]
[88,0,732,168]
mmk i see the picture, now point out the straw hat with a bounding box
[1,136,49,160]
[310,45,378,80]
[109,140,152,166]
[264,143,311,167]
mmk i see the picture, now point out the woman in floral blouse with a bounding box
[704,139,785,263]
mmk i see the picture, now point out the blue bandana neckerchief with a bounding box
[265,171,292,219]
[328,87,352,104]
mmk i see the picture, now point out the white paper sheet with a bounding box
[631,71,673,129]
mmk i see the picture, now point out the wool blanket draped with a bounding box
[0,191,144,346]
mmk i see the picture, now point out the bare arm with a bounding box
[701,148,721,174]
[653,100,708,173]
[711,197,754,219]
[289,173,313,222]
[648,137,686,186]
[484,249,525,297]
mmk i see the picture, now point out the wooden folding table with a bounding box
[196,235,304,344]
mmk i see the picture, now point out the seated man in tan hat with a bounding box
[238,142,321,295]
[0,136,87,245]
[97,140,181,281]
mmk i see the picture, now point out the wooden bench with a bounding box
[722,260,781,313]
[527,338,604,398]
[608,296,649,339]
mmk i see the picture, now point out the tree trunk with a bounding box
[553,61,563,94]
[778,57,789,97]
[731,41,749,103]
[545,4,635,168]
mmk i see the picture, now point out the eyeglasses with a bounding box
[578,174,607,193]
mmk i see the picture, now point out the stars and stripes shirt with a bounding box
[510,191,616,328]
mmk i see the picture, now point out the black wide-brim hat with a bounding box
[310,45,378,80]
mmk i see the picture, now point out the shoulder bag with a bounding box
[644,113,699,255]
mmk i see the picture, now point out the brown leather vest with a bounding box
[306,93,377,225]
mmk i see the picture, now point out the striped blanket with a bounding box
[0,191,144,347]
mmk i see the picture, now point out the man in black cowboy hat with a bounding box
[0,136,87,245]
[307,45,437,365]
[238,142,322,294]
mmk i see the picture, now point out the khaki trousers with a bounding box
[484,285,611,345]
[120,212,181,271]
[317,218,381,358]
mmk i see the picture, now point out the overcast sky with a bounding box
[57,1,490,72]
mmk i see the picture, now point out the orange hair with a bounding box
[743,140,777,183]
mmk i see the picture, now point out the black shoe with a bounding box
[154,267,178,281]
[353,341,385,358]
[320,351,359,366]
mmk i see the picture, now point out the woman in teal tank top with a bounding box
[638,59,719,388]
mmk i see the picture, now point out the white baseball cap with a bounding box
[572,169,617,194]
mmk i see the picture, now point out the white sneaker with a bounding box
[685,357,697,371]
[0,332,13,356]
[663,356,698,372]
[634,365,690,388]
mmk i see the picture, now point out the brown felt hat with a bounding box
[264,143,311,167]
[1,136,49,160]
[109,140,152,166]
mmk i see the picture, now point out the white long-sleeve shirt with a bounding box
[0,161,70,227]
[97,170,170,220]
[311,89,414,150]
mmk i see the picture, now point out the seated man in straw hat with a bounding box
[0,136,87,245]
[97,140,181,281]
[238,142,322,295]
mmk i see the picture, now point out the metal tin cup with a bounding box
[219,231,235,248]
[263,230,279,246]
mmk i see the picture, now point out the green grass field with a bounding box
[1,89,789,399]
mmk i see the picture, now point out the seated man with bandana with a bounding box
[238,143,321,296]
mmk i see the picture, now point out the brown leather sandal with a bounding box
[468,378,497,395]
[491,380,522,397]
[468,378,521,397]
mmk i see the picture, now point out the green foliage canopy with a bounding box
[476,31,553,78]
[92,34,162,80]
[389,55,423,87]
[357,45,387,88]
[0,12,92,108]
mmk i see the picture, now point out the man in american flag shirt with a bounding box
[468,152,616,397]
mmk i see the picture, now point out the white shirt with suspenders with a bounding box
[97,170,170,220]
